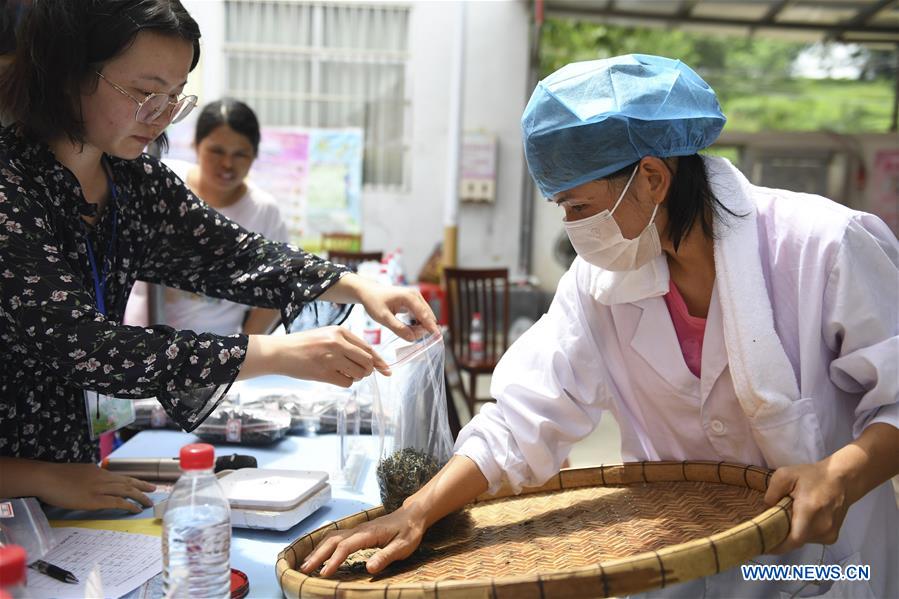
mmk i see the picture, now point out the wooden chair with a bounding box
[443,267,510,418]
[321,232,361,253]
[326,250,383,272]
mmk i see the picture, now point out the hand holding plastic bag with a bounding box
[356,332,454,512]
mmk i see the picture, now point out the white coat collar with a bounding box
[623,279,729,400]
[627,296,697,394]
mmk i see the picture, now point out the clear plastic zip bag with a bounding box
[356,332,454,512]
[0,497,56,561]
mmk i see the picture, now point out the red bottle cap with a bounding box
[0,545,26,586]
[179,443,215,470]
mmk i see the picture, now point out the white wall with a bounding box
[530,187,569,295]
[364,0,530,279]
[181,0,225,101]
[456,1,530,271]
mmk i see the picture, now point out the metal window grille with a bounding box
[224,0,411,189]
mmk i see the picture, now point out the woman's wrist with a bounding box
[400,456,489,529]
[400,493,439,529]
[33,461,57,500]
[825,423,899,506]
[238,334,287,380]
[319,272,368,305]
[825,444,869,506]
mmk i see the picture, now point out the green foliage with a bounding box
[724,79,893,133]
[539,19,895,133]
[540,20,701,74]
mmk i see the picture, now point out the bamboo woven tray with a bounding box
[278,461,792,598]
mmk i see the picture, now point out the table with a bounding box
[50,429,382,598]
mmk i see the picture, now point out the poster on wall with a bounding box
[870,149,899,235]
[303,129,364,241]
[250,129,310,242]
[162,120,364,248]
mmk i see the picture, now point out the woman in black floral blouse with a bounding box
[0,0,437,513]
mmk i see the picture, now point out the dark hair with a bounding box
[0,0,201,145]
[194,98,261,155]
[1,1,30,55]
[608,154,740,252]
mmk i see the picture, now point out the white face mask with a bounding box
[563,165,661,272]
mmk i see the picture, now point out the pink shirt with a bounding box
[663,279,706,378]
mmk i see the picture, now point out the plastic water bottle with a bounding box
[363,314,382,346]
[383,252,395,284]
[392,248,406,285]
[377,261,391,286]
[0,545,31,599]
[469,312,485,361]
[162,443,231,599]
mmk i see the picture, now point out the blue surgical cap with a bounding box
[522,54,726,198]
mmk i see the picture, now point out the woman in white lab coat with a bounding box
[302,55,899,598]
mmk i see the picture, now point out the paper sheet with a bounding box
[27,527,161,599]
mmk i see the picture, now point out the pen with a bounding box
[29,559,79,584]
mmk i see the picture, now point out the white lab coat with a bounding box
[456,158,899,598]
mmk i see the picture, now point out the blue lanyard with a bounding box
[83,164,119,317]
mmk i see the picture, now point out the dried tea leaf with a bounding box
[376,447,442,513]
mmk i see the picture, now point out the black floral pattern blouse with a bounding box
[0,127,350,463]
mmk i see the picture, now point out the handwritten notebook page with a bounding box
[27,527,161,599]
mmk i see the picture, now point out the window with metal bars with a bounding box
[224,0,411,189]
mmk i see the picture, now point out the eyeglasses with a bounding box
[95,71,198,125]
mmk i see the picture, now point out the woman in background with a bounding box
[128,99,289,335]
